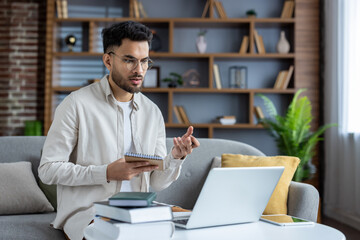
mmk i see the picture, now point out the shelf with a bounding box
[53,52,295,59]
[165,123,263,129]
[54,17,295,24]
[52,86,297,94]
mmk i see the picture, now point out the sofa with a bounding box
[0,136,319,240]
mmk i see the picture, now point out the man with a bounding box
[38,21,200,240]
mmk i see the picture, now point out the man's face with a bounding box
[108,38,150,94]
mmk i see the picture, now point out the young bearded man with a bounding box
[38,21,200,240]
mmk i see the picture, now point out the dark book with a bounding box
[109,192,157,207]
[94,201,173,224]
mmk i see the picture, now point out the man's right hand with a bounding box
[106,158,158,181]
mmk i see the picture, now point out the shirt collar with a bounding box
[100,74,139,111]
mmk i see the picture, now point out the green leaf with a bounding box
[257,89,337,182]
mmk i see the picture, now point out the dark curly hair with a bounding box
[101,21,153,53]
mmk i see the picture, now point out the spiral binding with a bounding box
[125,152,163,160]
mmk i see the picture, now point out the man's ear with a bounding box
[103,53,112,71]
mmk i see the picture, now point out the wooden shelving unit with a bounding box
[45,0,321,188]
[44,0,314,138]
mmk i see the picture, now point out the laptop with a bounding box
[173,167,284,229]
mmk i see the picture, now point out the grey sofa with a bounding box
[0,136,319,240]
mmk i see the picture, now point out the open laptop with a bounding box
[173,167,284,229]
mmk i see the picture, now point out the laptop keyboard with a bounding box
[173,218,189,225]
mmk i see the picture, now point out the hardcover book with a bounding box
[109,192,157,207]
[93,217,175,240]
[94,201,173,224]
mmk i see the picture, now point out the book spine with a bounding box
[213,64,222,89]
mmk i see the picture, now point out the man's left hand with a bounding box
[172,126,200,159]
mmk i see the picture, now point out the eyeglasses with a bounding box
[107,51,153,71]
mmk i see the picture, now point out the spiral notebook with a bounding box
[125,152,164,170]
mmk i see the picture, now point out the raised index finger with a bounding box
[182,126,194,138]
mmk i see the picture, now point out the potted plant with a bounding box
[162,72,184,88]
[246,9,257,18]
[257,89,336,182]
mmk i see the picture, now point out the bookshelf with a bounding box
[44,0,319,145]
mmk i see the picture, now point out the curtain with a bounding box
[323,0,360,231]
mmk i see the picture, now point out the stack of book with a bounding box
[202,0,227,19]
[56,0,68,18]
[173,105,190,124]
[273,65,294,89]
[130,0,147,18]
[216,115,236,125]
[86,192,175,240]
[281,1,295,18]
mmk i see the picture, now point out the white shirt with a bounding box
[115,99,134,192]
[38,75,184,240]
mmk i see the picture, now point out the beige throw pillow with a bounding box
[221,154,300,215]
[0,161,54,214]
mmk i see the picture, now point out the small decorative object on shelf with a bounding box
[150,30,161,52]
[276,31,290,53]
[162,72,183,88]
[215,115,236,125]
[246,9,257,18]
[182,69,200,87]
[65,34,76,52]
[196,29,207,53]
[229,66,247,89]
[143,66,160,88]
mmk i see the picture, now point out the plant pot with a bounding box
[168,82,177,88]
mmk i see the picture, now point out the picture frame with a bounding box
[143,66,160,88]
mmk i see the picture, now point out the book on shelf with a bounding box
[132,0,140,18]
[173,105,183,124]
[125,153,164,170]
[214,1,227,18]
[201,0,210,18]
[177,106,190,124]
[94,201,173,224]
[254,106,265,121]
[56,0,62,18]
[273,70,287,89]
[254,30,266,54]
[93,217,175,240]
[201,0,227,19]
[239,35,249,54]
[61,0,68,18]
[108,192,157,207]
[138,1,148,18]
[280,65,294,89]
[213,64,222,89]
[281,1,295,18]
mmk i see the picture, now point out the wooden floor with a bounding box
[322,216,360,240]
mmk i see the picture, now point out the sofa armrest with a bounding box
[287,181,319,222]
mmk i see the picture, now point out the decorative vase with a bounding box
[196,35,207,53]
[276,31,290,53]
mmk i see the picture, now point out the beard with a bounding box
[111,69,143,94]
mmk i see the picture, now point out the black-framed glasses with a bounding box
[107,51,153,71]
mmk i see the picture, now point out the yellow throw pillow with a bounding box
[221,154,300,215]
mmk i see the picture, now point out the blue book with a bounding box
[109,192,157,207]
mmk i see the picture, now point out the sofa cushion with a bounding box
[0,162,54,214]
[221,154,300,215]
[0,212,65,240]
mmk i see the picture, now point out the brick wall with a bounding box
[0,0,46,136]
